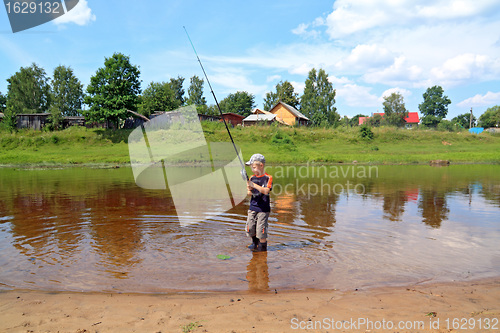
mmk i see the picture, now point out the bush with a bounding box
[270,130,296,150]
[359,125,374,140]
[437,120,459,132]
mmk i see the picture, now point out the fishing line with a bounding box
[183,26,248,180]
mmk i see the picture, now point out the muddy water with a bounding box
[0,165,499,293]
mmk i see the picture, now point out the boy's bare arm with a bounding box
[247,181,253,196]
[248,181,270,195]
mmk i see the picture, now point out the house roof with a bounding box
[243,114,276,121]
[251,108,272,115]
[222,113,244,119]
[405,112,420,123]
[359,112,420,125]
[358,117,368,125]
[270,101,309,121]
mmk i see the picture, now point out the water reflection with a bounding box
[246,252,269,292]
[0,165,499,292]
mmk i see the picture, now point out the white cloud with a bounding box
[328,75,352,85]
[291,23,309,35]
[290,81,305,96]
[336,84,380,108]
[380,87,412,99]
[53,0,95,26]
[324,0,500,39]
[457,91,500,108]
[430,53,500,86]
[290,63,314,75]
[266,75,281,83]
[210,67,267,97]
[416,0,498,19]
[363,56,423,86]
[336,44,394,72]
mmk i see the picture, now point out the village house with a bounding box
[268,101,309,126]
[220,113,244,126]
[242,113,277,126]
[243,102,309,126]
[359,112,420,128]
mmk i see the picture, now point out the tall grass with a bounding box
[0,123,499,165]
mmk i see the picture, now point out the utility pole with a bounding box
[469,107,473,129]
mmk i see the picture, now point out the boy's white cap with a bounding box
[245,153,266,165]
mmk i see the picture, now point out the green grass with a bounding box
[0,123,499,166]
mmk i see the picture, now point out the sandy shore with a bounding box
[1,278,499,333]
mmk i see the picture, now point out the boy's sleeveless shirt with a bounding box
[249,173,273,212]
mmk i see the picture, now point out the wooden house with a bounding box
[16,113,50,130]
[268,101,309,126]
[221,113,244,126]
[251,108,271,115]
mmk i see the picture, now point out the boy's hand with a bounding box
[247,181,254,190]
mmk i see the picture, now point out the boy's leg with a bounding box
[255,212,270,251]
[246,210,257,237]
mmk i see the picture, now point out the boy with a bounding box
[245,153,273,252]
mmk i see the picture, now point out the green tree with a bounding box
[300,68,339,126]
[51,65,84,116]
[219,91,255,116]
[186,75,207,114]
[263,80,300,110]
[0,91,6,113]
[47,65,85,130]
[365,114,383,127]
[437,120,458,132]
[350,114,368,126]
[418,86,451,127]
[478,105,500,128]
[84,53,141,127]
[205,104,219,116]
[139,82,180,117]
[4,63,51,131]
[6,63,51,114]
[168,76,185,106]
[451,113,476,129]
[382,92,408,127]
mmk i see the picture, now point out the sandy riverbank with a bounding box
[1,278,499,333]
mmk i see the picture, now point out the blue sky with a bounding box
[1,0,500,119]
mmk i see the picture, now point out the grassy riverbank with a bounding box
[0,123,499,166]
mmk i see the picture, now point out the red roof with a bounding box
[404,112,419,123]
[358,112,419,125]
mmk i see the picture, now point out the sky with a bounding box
[1,0,500,119]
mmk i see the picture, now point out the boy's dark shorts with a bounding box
[246,210,269,239]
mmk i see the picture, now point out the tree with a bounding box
[6,63,51,114]
[382,92,408,127]
[263,80,300,110]
[478,105,500,128]
[84,53,141,127]
[139,82,180,117]
[186,75,207,114]
[418,85,451,127]
[168,76,185,106]
[451,113,476,129]
[51,65,84,116]
[350,114,368,127]
[0,91,6,113]
[365,113,384,127]
[219,91,255,116]
[300,68,339,127]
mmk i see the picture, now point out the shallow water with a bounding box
[0,165,499,293]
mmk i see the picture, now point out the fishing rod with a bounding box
[183,26,248,181]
